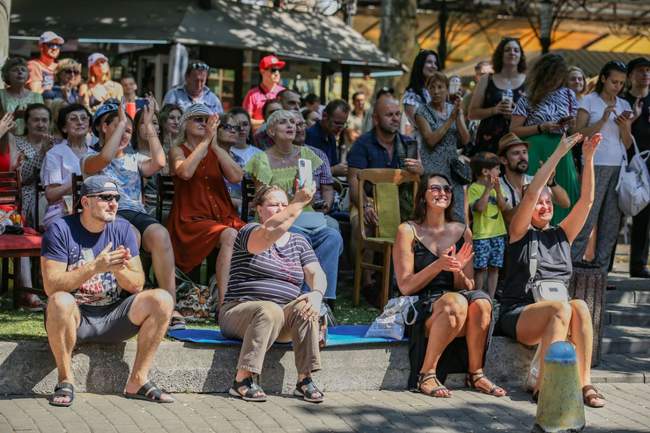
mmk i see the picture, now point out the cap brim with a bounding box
[42,37,64,45]
[262,61,286,70]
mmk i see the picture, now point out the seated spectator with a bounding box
[132,97,164,215]
[167,104,245,307]
[216,112,247,209]
[43,58,82,105]
[246,110,343,306]
[305,99,350,176]
[303,93,323,117]
[393,173,504,398]
[497,132,606,408]
[347,94,422,295]
[278,89,301,112]
[81,102,183,329]
[498,132,570,225]
[83,54,123,112]
[344,91,366,151]
[468,152,508,298]
[415,72,470,222]
[243,55,286,129]
[253,99,282,150]
[16,103,52,228]
[292,111,335,218]
[120,74,148,111]
[27,31,64,94]
[229,107,260,163]
[220,184,324,403]
[0,57,44,135]
[41,104,92,228]
[163,61,223,114]
[159,104,182,155]
[0,111,19,169]
[42,175,174,407]
[303,108,319,129]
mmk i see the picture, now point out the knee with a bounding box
[322,227,344,252]
[148,289,174,317]
[254,304,284,326]
[441,295,468,326]
[470,299,493,327]
[549,301,572,327]
[47,291,76,313]
[146,224,172,249]
[570,299,592,322]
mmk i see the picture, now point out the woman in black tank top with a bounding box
[497,132,606,408]
[393,173,505,398]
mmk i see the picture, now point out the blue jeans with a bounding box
[289,224,343,300]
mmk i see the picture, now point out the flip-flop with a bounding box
[123,381,174,403]
[49,382,74,407]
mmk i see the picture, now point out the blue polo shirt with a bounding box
[162,85,224,114]
[347,130,416,170]
[305,122,339,166]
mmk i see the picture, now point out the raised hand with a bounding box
[292,181,316,208]
[0,112,15,137]
[582,133,602,161]
[436,245,462,273]
[118,99,128,125]
[205,114,219,141]
[557,132,583,156]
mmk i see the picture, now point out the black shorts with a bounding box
[497,303,529,340]
[45,294,140,344]
[117,209,159,235]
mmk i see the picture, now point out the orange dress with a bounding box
[167,144,244,272]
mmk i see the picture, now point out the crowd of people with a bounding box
[3,30,649,410]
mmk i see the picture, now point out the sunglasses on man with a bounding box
[89,194,121,203]
[46,43,62,49]
[189,62,210,71]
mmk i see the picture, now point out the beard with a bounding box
[377,122,399,135]
[511,161,528,174]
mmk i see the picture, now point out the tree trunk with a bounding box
[377,0,418,96]
[0,0,10,67]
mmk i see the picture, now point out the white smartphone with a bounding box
[298,158,313,188]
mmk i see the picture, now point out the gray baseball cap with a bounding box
[80,175,119,197]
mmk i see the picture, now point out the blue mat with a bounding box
[167,325,406,347]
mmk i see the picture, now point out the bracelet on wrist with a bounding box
[547,179,557,187]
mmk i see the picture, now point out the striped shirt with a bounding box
[225,223,318,305]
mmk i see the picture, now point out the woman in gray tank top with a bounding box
[497,131,606,408]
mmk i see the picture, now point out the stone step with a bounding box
[606,304,650,326]
[0,336,645,396]
[607,290,650,305]
[602,325,650,355]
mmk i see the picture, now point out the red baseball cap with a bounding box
[259,55,286,71]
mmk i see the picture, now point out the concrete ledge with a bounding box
[1,337,535,395]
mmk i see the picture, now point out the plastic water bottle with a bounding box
[0,219,12,235]
[502,88,514,106]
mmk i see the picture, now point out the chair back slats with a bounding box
[156,175,175,222]
[71,174,84,214]
[375,183,400,239]
[0,170,22,213]
[240,176,257,221]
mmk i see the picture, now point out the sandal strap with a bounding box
[234,377,265,398]
[468,371,486,386]
[297,377,323,398]
[54,382,74,396]
[582,385,605,400]
[140,381,164,400]
[418,373,447,393]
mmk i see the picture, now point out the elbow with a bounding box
[228,168,244,184]
[175,169,192,181]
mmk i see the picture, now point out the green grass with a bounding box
[0,289,379,342]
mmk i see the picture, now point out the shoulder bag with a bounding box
[526,230,569,303]
[616,140,650,217]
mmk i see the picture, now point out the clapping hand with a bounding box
[453,242,474,270]
[436,245,463,273]
[205,114,220,142]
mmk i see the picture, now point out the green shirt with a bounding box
[468,182,506,240]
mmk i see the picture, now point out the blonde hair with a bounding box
[252,185,286,208]
[266,109,296,138]
[567,66,588,98]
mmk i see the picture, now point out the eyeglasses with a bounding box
[427,184,452,194]
[62,69,80,75]
[189,62,209,71]
[46,43,62,49]
[191,117,208,124]
[89,194,121,203]
[221,124,242,133]
[68,115,89,123]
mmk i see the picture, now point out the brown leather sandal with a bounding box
[417,372,451,398]
[466,371,507,397]
[582,385,605,408]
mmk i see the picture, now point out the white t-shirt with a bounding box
[500,174,532,209]
[230,145,262,167]
[579,93,631,166]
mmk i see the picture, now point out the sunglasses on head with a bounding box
[428,184,452,194]
[189,62,209,71]
[89,193,120,202]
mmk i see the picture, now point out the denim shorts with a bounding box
[473,235,506,269]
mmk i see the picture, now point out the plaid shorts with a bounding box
[473,235,506,269]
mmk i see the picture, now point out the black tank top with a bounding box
[501,227,572,307]
[474,75,525,155]
[410,223,466,298]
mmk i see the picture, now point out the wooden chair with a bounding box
[156,175,175,224]
[239,176,257,222]
[71,174,84,214]
[0,170,44,307]
[353,169,419,308]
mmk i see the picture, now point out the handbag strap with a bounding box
[526,229,539,292]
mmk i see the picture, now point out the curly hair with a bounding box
[525,53,568,107]
[492,37,526,74]
[412,173,456,224]
[1,57,28,86]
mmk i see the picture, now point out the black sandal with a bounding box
[124,381,174,403]
[229,376,267,402]
[417,372,450,398]
[582,385,605,408]
[168,315,186,331]
[49,382,74,407]
[293,377,324,403]
[466,371,506,397]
